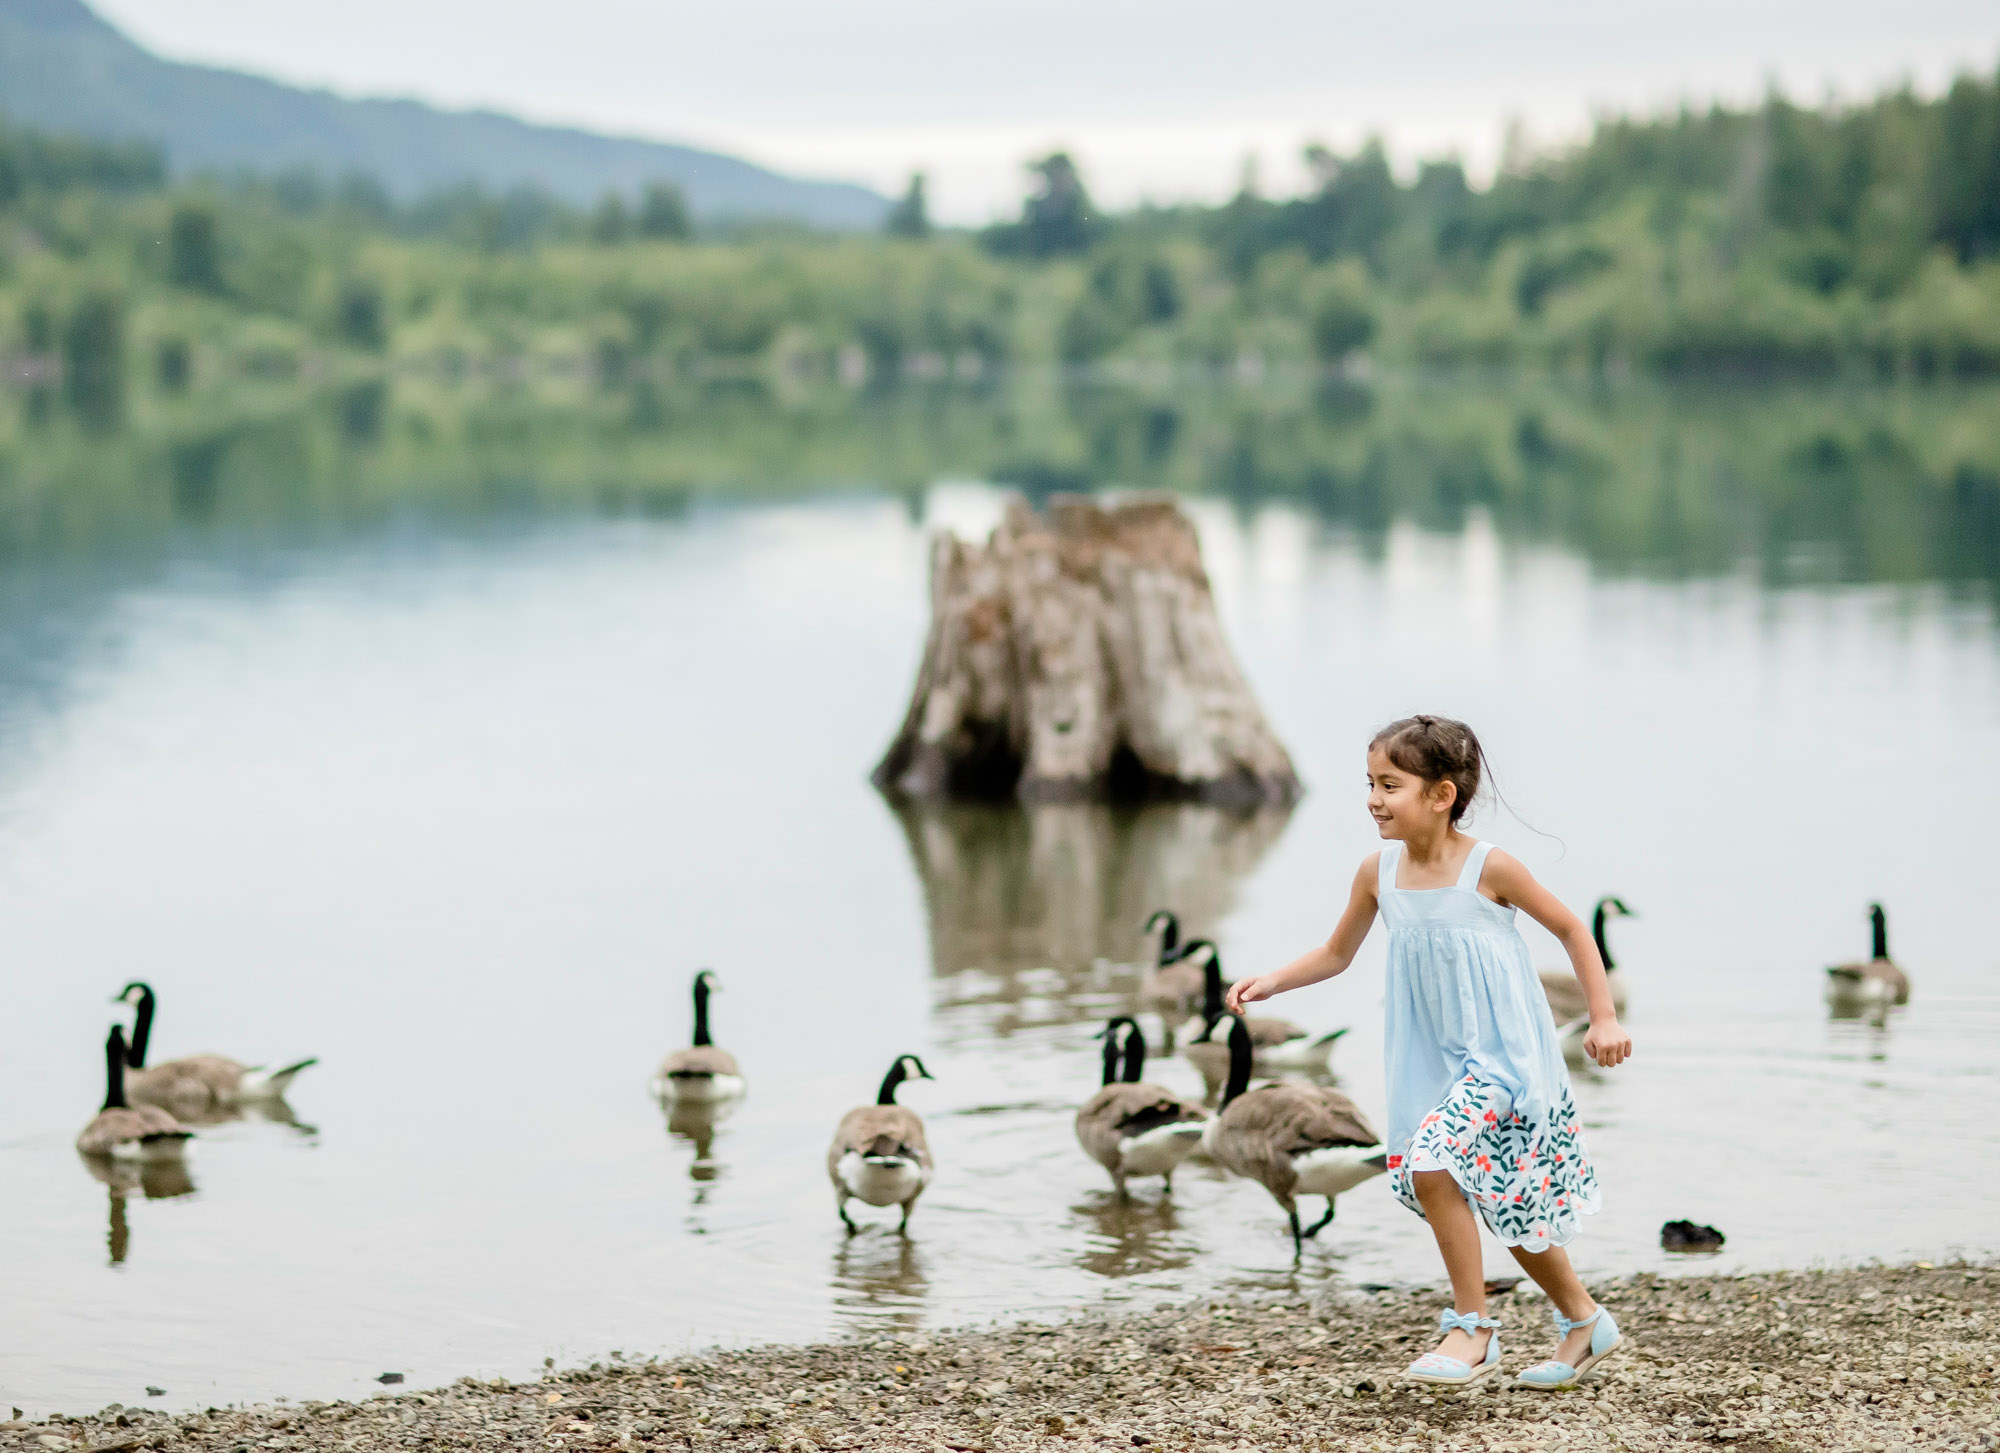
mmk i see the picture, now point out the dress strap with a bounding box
[1377,842,1401,895]
[1456,841,1495,892]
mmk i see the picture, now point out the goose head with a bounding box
[1868,902,1888,961]
[110,982,155,1067]
[1143,909,1182,962]
[1591,897,1636,971]
[1096,1016,1141,1087]
[876,1053,935,1106]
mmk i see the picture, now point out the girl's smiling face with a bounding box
[1367,745,1456,839]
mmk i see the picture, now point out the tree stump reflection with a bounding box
[891,800,1293,1032]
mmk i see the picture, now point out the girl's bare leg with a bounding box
[1506,1241,1602,1365]
[1412,1170,1492,1362]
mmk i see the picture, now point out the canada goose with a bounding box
[1540,898,1634,1023]
[1181,942,1346,1082]
[1074,1017,1208,1197]
[113,982,316,1119]
[828,1054,935,1233]
[1200,1015,1387,1251]
[1133,911,1206,1046]
[651,970,746,1103]
[1826,903,1910,1007]
[77,1025,192,1161]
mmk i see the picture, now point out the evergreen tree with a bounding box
[637,183,690,240]
[885,172,930,238]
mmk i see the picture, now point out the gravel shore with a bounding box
[10,1261,1997,1453]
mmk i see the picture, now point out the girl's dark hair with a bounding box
[1370,715,1489,824]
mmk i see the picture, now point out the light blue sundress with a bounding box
[1378,840,1601,1252]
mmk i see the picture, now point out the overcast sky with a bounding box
[90,0,2000,222]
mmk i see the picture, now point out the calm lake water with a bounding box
[3,386,1999,1414]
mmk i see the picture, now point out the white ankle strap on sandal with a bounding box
[1403,1309,1503,1387]
[1516,1305,1621,1390]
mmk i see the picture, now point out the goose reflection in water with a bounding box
[831,1231,928,1333]
[79,1154,197,1266]
[1071,1191,1196,1280]
[659,1097,735,1196]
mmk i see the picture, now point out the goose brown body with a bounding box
[115,983,314,1116]
[1540,897,1633,1023]
[1073,1018,1207,1195]
[78,1025,192,1160]
[1201,1016,1387,1248]
[828,1055,934,1231]
[1827,904,1910,1005]
[652,970,745,1101]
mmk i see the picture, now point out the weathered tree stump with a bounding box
[872,494,1302,807]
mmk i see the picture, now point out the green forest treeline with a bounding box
[5,63,2000,423]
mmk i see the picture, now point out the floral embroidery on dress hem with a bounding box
[1391,1072,1600,1252]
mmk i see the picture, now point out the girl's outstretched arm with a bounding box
[1225,856,1380,1011]
[1483,849,1634,1068]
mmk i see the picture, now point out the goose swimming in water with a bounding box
[1540,897,1633,1023]
[828,1054,935,1233]
[651,970,746,1103]
[1133,910,1212,1047]
[77,1024,193,1162]
[1200,1015,1387,1251]
[114,982,315,1120]
[1180,942,1347,1083]
[1073,1017,1208,1197]
[1826,903,1910,1008]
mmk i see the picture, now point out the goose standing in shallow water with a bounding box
[1541,898,1633,1023]
[651,970,746,1103]
[1201,1015,1387,1251]
[828,1054,935,1233]
[77,1025,192,1161]
[1826,903,1910,1008]
[114,982,316,1120]
[1180,942,1347,1084]
[1074,1017,1208,1198]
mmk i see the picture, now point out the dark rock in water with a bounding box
[144,1388,165,1398]
[1662,1219,1726,1253]
[1484,1277,1523,1294]
[376,1373,404,1385]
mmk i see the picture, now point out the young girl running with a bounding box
[1227,715,1631,1389]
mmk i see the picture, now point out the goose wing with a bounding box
[1245,1015,1307,1047]
[1538,970,1589,1023]
[125,1055,247,1114]
[76,1105,190,1155]
[828,1105,931,1178]
[660,1045,740,1077]
[1076,1083,1205,1163]
[1137,960,1205,1012]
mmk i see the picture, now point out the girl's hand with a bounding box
[1224,974,1279,1013]
[1584,1018,1632,1068]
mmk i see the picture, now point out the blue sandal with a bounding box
[1403,1309,1502,1386]
[1515,1305,1621,1389]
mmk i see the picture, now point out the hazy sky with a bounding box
[90,0,2000,221]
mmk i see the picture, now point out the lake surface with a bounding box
[3,384,1999,1415]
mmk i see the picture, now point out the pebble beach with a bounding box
[10,1261,1996,1453]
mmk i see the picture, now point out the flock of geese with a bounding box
[74,899,1909,1251]
[75,982,317,1165]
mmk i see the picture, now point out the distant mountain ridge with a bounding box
[0,0,888,227]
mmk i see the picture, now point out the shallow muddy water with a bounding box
[2,475,1997,1415]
